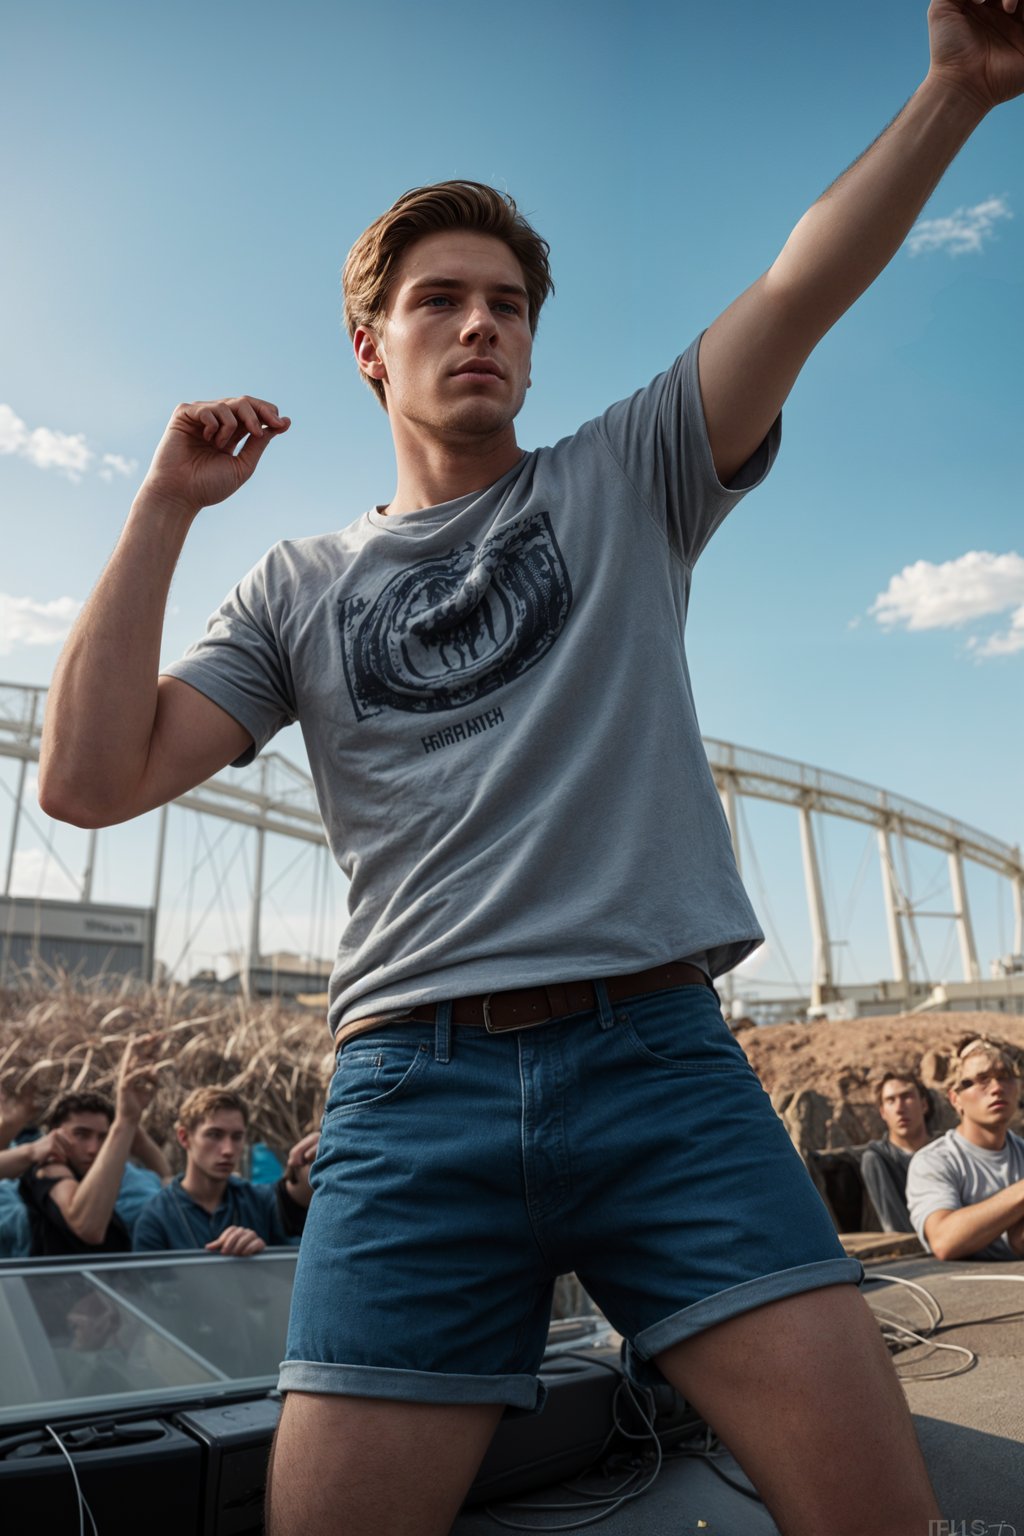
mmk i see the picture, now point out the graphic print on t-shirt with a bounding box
[339,511,573,720]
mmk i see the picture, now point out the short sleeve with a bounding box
[905,1147,962,1250]
[594,332,781,568]
[161,547,297,767]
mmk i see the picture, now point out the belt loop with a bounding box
[593,979,615,1031]
[435,1000,453,1064]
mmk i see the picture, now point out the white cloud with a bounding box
[907,195,1012,257]
[0,403,133,483]
[870,550,1024,659]
[98,452,137,482]
[8,848,81,901]
[0,593,82,656]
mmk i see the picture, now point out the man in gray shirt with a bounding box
[37,6,1024,1534]
[861,1070,934,1233]
[907,1040,1024,1261]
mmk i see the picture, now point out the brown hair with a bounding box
[177,1087,248,1135]
[874,1069,935,1130]
[48,1091,114,1130]
[342,180,554,407]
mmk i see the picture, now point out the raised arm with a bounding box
[38,395,289,828]
[699,0,1024,485]
[48,1039,160,1245]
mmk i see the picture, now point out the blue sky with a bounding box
[2,0,1022,995]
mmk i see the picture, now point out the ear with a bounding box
[176,1125,189,1151]
[353,325,387,384]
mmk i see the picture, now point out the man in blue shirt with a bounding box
[133,1087,316,1254]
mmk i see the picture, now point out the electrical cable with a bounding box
[483,1348,768,1531]
[483,1364,666,1531]
[44,1424,99,1536]
[863,1272,977,1380]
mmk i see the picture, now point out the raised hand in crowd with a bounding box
[114,1034,165,1126]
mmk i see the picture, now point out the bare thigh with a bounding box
[265,1391,504,1536]
[655,1284,940,1536]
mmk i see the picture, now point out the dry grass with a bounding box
[0,971,335,1161]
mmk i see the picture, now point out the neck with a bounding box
[956,1121,1009,1153]
[181,1163,229,1212]
[888,1126,929,1154]
[382,420,523,517]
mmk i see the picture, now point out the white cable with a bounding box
[862,1272,976,1380]
[43,1425,99,1536]
[863,1271,943,1330]
[484,1376,665,1531]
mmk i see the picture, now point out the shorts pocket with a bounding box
[617,989,752,1073]
[324,1038,431,1117]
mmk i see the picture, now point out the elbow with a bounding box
[37,772,122,830]
[65,1212,108,1246]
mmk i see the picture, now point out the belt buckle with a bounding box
[482,994,553,1034]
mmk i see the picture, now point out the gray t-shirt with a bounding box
[163,336,779,1033]
[906,1127,1024,1260]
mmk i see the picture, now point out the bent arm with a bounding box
[48,1120,137,1245]
[38,494,251,827]
[39,395,287,828]
[130,1124,173,1184]
[923,1178,1024,1261]
[699,73,984,485]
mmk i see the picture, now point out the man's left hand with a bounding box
[929,0,1024,115]
[206,1226,266,1257]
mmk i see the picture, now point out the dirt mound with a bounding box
[736,1010,1024,1156]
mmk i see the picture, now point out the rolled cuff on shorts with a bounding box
[277,1359,546,1414]
[623,1257,864,1388]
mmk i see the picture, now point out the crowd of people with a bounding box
[0,1037,318,1260]
[3,1031,1022,1266]
[849,1038,1024,1261]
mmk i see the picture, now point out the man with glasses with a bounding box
[906,1040,1024,1262]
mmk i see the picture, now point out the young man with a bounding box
[860,1069,935,1232]
[17,1039,161,1256]
[907,1039,1024,1261]
[37,5,1024,1532]
[132,1087,313,1254]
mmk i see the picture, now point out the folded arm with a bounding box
[699,1,1024,485]
[923,1177,1024,1260]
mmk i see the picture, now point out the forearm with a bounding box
[0,1144,34,1180]
[766,72,985,341]
[131,1125,172,1182]
[927,1183,1024,1260]
[64,1119,136,1242]
[38,491,196,827]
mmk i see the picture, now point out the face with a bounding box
[56,1112,111,1177]
[950,1052,1020,1132]
[355,229,534,440]
[180,1109,247,1180]
[878,1079,927,1140]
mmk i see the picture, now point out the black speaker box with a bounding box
[0,1417,202,1535]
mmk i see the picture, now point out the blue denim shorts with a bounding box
[279,983,860,1411]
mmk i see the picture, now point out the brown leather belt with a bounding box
[347,959,713,1039]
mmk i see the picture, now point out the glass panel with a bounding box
[0,1252,297,1421]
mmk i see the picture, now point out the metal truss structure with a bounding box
[4,682,1023,1015]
